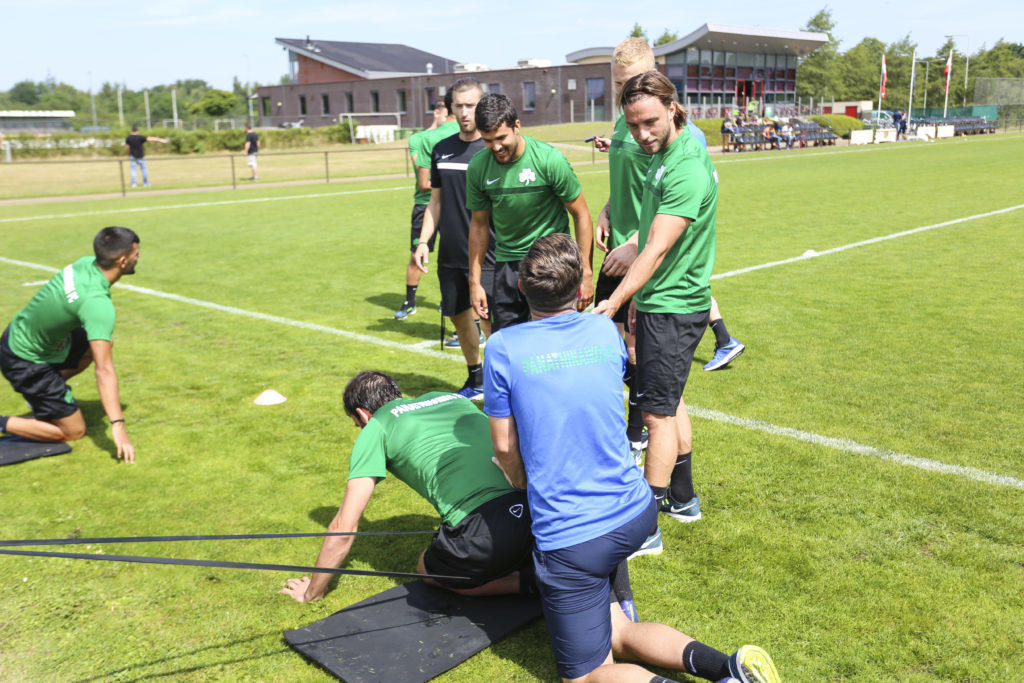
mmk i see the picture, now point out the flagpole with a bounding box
[907,49,916,130]
[876,55,885,138]
[943,50,952,117]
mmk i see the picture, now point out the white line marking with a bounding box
[712,202,1024,281]
[22,280,49,286]
[0,185,408,224]
[3,255,1020,492]
[690,406,1024,491]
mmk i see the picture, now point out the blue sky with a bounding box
[0,0,1017,92]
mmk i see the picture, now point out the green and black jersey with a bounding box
[410,121,460,205]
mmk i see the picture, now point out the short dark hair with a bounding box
[451,77,482,96]
[618,70,687,127]
[343,371,402,418]
[131,124,139,132]
[519,234,582,312]
[93,226,140,268]
[443,88,453,115]
[475,94,518,133]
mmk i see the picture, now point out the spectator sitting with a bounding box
[779,122,795,149]
[720,118,736,152]
[762,124,782,150]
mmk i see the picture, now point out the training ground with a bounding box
[1,133,1023,680]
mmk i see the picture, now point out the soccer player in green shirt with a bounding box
[466,94,594,330]
[394,96,459,320]
[594,71,720,542]
[1,227,139,462]
[280,371,533,602]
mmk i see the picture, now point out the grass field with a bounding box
[1,134,1023,681]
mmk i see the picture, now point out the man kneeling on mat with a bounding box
[484,234,779,683]
[280,371,534,602]
[1,226,138,462]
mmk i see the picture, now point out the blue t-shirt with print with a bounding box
[482,311,652,551]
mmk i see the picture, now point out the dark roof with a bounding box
[276,38,458,76]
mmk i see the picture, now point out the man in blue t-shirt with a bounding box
[483,234,779,683]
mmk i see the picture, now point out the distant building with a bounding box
[257,25,827,130]
[0,110,75,134]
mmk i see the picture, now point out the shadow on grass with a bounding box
[78,399,119,459]
[74,630,286,682]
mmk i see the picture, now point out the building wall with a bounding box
[257,62,617,129]
[296,54,366,84]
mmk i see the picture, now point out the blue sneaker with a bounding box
[627,526,663,559]
[660,494,701,523]
[393,301,416,320]
[444,332,461,347]
[727,645,780,683]
[704,337,745,371]
[629,427,648,468]
[455,382,483,401]
[618,599,639,622]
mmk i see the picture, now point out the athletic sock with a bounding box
[669,453,695,502]
[650,484,668,507]
[467,363,483,389]
[710,318,731,349]
[609,559,633,603]
[0,415,8,433]
[405,285,418,308]
[624,363,646,443]
[681,641,730,681]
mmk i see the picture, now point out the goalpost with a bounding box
[337,112,402,142]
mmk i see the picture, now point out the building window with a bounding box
[489,83,501,95]
[299,94,307,116]
[397,89,407,113]
[585,78,605,121]
[522,81,536,111]
[344,92,353,112]
[371,91,380,113]
[261,97,271,116]
[322,94,330,115]
[425,87,437,110]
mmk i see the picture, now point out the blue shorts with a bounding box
[532,496,657,679]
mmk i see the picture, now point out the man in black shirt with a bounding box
[243,125,259,180]
[414,78,495,400]
[124,125,168,188]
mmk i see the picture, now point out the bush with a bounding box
[324,122,354,144]
[168,130,210,154]
[810,114,863,138]
[217,128,247,151]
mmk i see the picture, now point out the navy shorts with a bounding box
[409,204,436,252]
[594,269,631,326]
[532,496,657,679]
[1,326,89,421]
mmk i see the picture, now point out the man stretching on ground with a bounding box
[280,371,534,602]
[414,78,494,400]
[1,227,139,462]
[484,234,779,682]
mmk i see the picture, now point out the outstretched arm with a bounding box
[90,339,134,463]
[280,476,377,603]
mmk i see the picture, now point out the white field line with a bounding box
[3,132,1020,224]
[690,406,1024,492]
[2,255,1022,492]
[711,202,1024,281]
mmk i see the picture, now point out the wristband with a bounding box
[110,418,125,425]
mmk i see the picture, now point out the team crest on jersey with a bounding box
[518,168,536,185]
[509,503,524,518]
[654,165,666,183]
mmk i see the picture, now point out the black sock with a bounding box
[624,364,645,442]
[608,560,633,603]
[710,318,730,349]
[405,285,418,307]
[0,415,8,433]
[650,484,667,506]
[669,453,694,502]
[682,641,730,681]
[467,363,483,389]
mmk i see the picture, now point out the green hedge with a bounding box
[5,123,355,159]
[809,114,864,138]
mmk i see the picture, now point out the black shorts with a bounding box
[423,491,533,589]
[0,326,88,421]
[489,260,530,332]
[634,309,709,416]
[594,269,632,326]
[438,266,494,317]
[409,204,436,252]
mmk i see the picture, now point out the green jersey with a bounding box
[7,256,115,364]
[466,135,582,262]
[607,113,650,249]
[347,392,514,527]
[410,121,460,205]
[635,127,718,314]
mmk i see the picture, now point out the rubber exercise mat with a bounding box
[0,436,72,466]
[284,579,542,682]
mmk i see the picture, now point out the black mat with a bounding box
[0,436,72,466]
[284,579,542,682]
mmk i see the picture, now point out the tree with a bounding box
[9,80,42,106]
[836,37,886,101]
[655,29,678,46]
[796,8,841,101]
[628,23,648,41]
[188,89,238,117]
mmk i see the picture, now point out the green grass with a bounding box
[1,134,1023,680]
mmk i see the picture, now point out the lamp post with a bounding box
[945,34,970,108]
[244,53,254,125]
